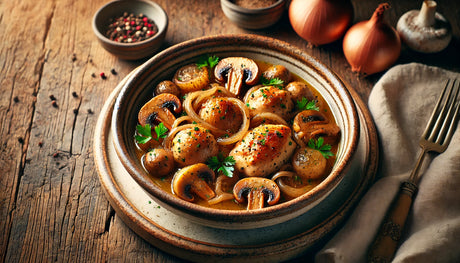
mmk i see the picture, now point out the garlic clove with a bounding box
[396,0,452,53]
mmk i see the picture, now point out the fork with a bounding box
[367,79,460,263]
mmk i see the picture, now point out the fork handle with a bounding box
[367,181,418,263]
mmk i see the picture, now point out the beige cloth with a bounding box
[316,63,460,263]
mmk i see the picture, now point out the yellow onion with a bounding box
[289,0,354,46]
[343,3,401,75]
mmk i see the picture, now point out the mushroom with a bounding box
[142,148,175,177]
[171,163,216,202]
[293,110,340,145]
[173,63,210,93]
[262,65,291,84]
[396,1,452,53]
[285,81,316,104]
[214,57,260,96]
[138,93,182,130]
[233,177,280,210]
[155,80,181,97]
[292,147,327,180]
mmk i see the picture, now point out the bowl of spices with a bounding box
[220,0,286,29]
[92,0,168,60]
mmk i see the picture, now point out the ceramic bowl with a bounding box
[92,0,168,60]
[111,34,359,229]
[220,0,286,29]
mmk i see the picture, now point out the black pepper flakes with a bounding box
[13,96,19,103]
[49,94,56,101]
[73,108,79,114]
[18,137,24,144]
[38,141,43,147]
[100,72,107,79]
[71,91,78,98]
[72,53,77,62]
[110,68,117,75]
[91,73,96,78]
[51,100,58,108]
[87,109,93,114]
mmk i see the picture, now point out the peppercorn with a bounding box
[105,13,158,43]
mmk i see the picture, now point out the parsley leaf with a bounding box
[135,124,153,144]
[260,76,284,88]
[135,123,169,144]
[154,122,169,140]
[308,137,334,159]
[296,97,319,111]
[196,54,220,69]
[206,153,236,177]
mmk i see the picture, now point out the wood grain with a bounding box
[0,0,459,262]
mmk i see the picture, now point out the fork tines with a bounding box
[422,78,460,149]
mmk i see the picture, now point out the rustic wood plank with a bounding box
[0,0,55,261]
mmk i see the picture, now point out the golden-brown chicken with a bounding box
[230,124,296,177]
[171,125,219,167]
[198,97,243,134]
[244,85,294,119]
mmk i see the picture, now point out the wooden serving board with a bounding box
[93,70,379,262]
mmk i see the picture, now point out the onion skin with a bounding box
[289,0,353,46]
[343,3,401,75]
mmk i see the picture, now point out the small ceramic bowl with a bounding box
[220,0,286,29]
[92,0,168,60]
[111,34,359,229]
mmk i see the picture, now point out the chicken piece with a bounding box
[199,97,243,133]
[230,124,296,177]
[245,85,294,119]
[171,125,219,167]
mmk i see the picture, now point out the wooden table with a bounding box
[1,0,459,262]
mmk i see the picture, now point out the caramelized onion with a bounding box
[288,0,353,46]
[343,3,401,75]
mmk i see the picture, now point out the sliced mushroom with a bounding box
[233,177,280,210]
[171,163,216,202]
[138,93,182,130]
[142,148,175,177]
[293,110,340,145]
[214,57,260,96]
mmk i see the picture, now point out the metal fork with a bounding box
[368,79,460,263]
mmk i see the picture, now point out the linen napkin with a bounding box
[315,63,460,263]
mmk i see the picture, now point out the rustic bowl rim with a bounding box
[221,0,285,13]
[92,0,168,48]
[111,34,359,225]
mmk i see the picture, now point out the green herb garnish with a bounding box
[260,76,284,88]
[135,122,169,144]
[197,54,220,69]
[308,137,334,159]
[154,122,169,140]
[296,97,319,111]
[207,153,236,177]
